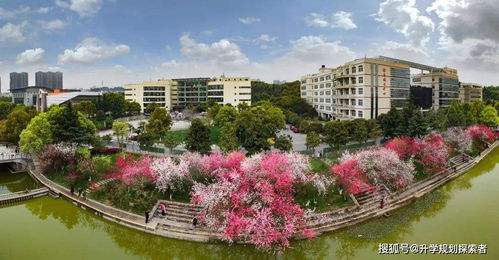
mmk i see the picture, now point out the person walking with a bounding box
[145,210,150,223]
[192,217,198,228]
[380,195,385,209]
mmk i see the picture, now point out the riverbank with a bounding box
[23,141,498,245]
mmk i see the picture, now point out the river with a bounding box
[1,148,498,260]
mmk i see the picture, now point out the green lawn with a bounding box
[170,127,220,145]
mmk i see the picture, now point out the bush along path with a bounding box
[26,125,497,253]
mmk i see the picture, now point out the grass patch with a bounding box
[170,127,220,145]
[310,158,330,173]
[295,183,353,212]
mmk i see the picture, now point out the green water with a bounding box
[0,166,38,194]
[1,148,499,260]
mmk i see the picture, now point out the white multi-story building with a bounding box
[300,57,411,120]
[125,76,251,112]
[207,75,252,106]
[411,67,460,109]
[459,83,483,103]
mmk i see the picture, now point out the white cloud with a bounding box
[0,6,30,19]
[38,19,69,31]
[305,13,329,27]
[179,34,249,67]
[305,11,357,30]
[56,0,103,17]
[428,0,499,71]
[331,11,357,30]
[238,17,261,24]
[283,35,356,63]
[112,64,132,74]
[369,41,430,64]
[375,0,434,46]
[16,48,45,65]
[58,38,131,65]
[0,22,27,43]
[37,7,51,14]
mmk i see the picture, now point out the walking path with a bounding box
[22,141,498,243]
[0,187,49,206]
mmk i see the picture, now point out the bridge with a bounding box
[0,145,31,173]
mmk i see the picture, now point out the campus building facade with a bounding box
[459,83,483,103]
[300,56,480,121]
[300,58,411,120]
[124,76,251,112]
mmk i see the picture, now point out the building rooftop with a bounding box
[46,91,101,107]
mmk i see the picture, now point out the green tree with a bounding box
[0,106,38,143]
[19,113,53,153]
[207,103,222,120]
[350,119,369,143]
[366,119,383,144]
[163,132,181,154]
[377,106,402,138]
[480,105,499,127]
[424,109,446,131]
[48,104,96,144]
[146,107,172,138]
[236,102,285,154]
[96,92,126,118]
[237,102,250,112]
[112,121,130,147]
[407,110,429,137]
[137,131,156,150]
[445,101,466,127]
[469,100,485,125]
[306,131,320,153]
[219,123,239,153]
[145,102,160,114]
[0,101,16,120]
[274,135,293,152]
[323,121,349,151]
[214,106,238,127]
[73,101,97,118]
[185,118,211,154]
[124,100,142,115]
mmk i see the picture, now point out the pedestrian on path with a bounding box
[70,185,74,195]
[159,203,166,216]
[145,210,150,223]
[192,217,198,228]
[380,195,385,209]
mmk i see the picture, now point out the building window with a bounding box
[320,77,324,81]
[346,68,349,74]
[358,77,363,84]
[320,98,324,103]
[326,91,331,95]
[326,83,331,87]
[314,98,318,102]
[320,84,324,88]
[358,88,363,95]
[358,99,363,106]
[358,65,363,72]
[352,67,357,73]
[325,75,331,80]
[301,92,306,96]
[358,111,363,118]
[351,88,356,95]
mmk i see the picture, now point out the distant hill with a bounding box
[90,86,124,92]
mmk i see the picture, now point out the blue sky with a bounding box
[1,0,498,89]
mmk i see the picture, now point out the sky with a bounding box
[0,0,498,90]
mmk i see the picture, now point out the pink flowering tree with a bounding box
[443,127,472,153]
[332,148,415,193]
[384,136,421,160]
[466,125,494,151]
[417,134,449,174]
[190,151,319,252]
[111,154,155,186]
